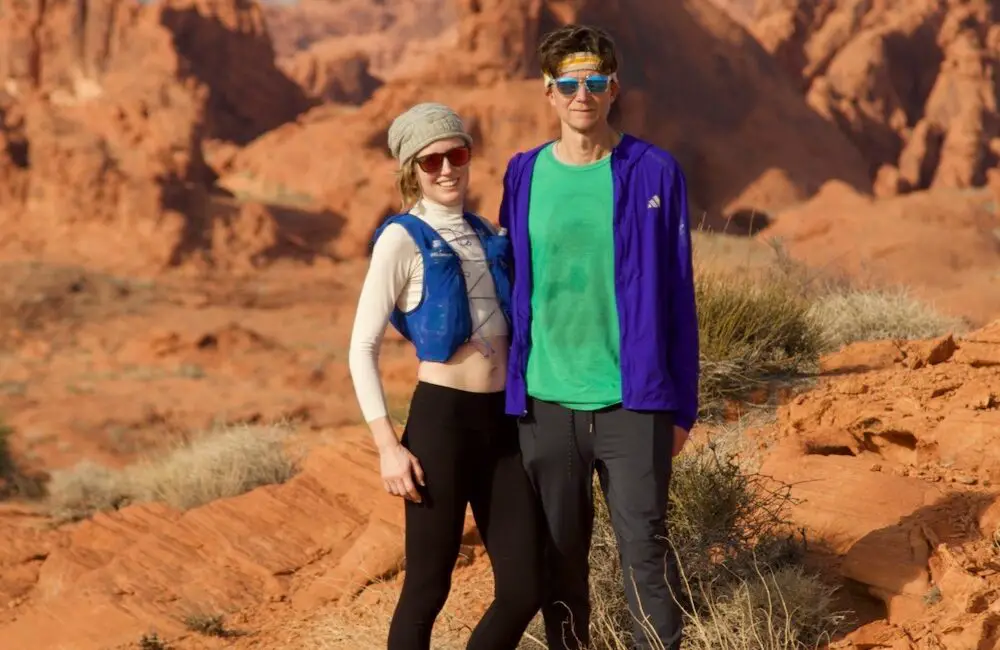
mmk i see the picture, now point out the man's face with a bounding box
[546,69,618,134]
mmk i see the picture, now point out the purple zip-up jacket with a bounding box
[499,133,700,431]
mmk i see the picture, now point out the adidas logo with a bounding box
[647,195,661,209]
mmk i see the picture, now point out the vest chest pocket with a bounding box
[482,232,512,271]
[423,245,468,309]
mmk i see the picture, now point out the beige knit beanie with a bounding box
[387,102,473,167]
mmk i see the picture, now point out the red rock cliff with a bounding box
[746,0,1000,195]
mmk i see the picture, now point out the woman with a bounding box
[348,102,542,650]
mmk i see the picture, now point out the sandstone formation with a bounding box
[158,0,316,144]
[757,320,1000,649]
[280,45,384,105]
[776,326,1000,486]
[0,1,213,271]
[743,0,1000,195]
[263,0,461,80]
[705,0,757,27]
[0,430,413,648]
[0,0,316,274]
[0,0,311,143]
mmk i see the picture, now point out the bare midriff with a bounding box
[416,336,508,394]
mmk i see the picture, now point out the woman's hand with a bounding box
[380,443,426,503]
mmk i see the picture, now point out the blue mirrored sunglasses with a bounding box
[552,74,611,96]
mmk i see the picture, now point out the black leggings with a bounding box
[387,381,543,650]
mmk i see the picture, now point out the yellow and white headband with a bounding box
[543,52,619,87]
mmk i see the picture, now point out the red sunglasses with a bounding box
[415,146,472,173]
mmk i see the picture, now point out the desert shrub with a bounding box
[138,632,171,649]
[46,424,298,522]
[0,420,13,477]
[183,612,241,638]
[695,270,824,418]
[0,420,46,500]
[585,440,848,650]
[668,442,802,593]
[807,288,965,349]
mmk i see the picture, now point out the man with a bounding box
[498,24,700,650]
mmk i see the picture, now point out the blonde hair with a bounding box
[396,159,422,210]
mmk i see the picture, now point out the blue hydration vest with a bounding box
[372,212,512,362]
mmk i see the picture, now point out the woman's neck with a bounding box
[412,196,464,222]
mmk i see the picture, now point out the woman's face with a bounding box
[413,137,471,207]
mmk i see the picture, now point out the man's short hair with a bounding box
[537,24,620,79]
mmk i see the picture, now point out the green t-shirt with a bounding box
[525,143,622,410]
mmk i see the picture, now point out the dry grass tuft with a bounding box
[184,613,226,635]
[45,460,126,517]
[46,423,298,522]
[807,287,966,350]
[0,421,13,473]
[695,269,823,418]
[680,564,846,650]
[668,442,803,595]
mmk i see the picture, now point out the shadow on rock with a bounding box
[160,4,318,144]
[839,490,998,624]
[167,192,346,269]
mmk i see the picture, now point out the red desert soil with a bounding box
[0,0,999,648]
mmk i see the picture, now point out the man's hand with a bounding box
[672,425,689,457]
